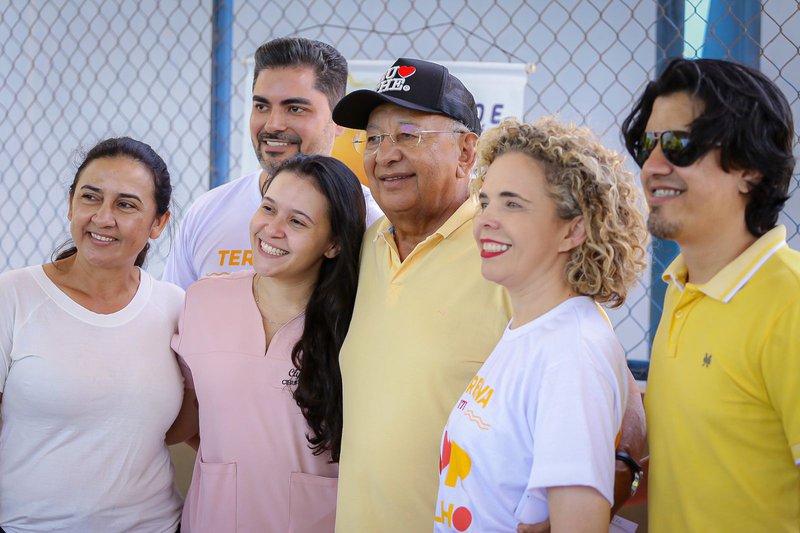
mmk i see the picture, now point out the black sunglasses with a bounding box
[633,130,700,168]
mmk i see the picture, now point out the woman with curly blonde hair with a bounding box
[434,117,647,533]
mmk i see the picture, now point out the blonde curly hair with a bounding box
[473,116,648,308]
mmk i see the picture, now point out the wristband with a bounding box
[615,451,642,496]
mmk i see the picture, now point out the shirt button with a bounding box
[675,311,684,318]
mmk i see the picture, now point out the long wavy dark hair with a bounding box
[263,154,365,461]
[54,137,172,267]
[621,58,795,237]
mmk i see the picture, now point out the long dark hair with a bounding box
[54,137,172,267]
[621,58,795,237]
[264,154,365,461]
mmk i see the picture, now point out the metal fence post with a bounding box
[211,0,234,189]
[703,0,761,67]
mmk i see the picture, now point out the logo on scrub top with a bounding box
[281,367,300,386]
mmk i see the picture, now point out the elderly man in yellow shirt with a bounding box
[622,57,800,532]
[332,57,646,533]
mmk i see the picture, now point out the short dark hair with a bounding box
[253,37,348,111]
[54,137,172,267]
[621,58,795,237]
[265,154,365,461]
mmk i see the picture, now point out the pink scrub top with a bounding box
[172,270,338,533]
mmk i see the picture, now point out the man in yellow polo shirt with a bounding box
[332,57,646,533]
[622,58,800,532]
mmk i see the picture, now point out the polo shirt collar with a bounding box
[372,197,478,244]
[662,225,788,303]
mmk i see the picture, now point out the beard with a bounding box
[253,121,337,174]
[253,132,303,173]
[257,154,284,174]
[647,208,680,240]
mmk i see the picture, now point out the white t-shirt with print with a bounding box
[434,296,628,532]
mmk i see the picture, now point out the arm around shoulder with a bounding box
[610,369,646,514]
[166,386,199,446]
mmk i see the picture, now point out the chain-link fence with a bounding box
[2,0,798,365]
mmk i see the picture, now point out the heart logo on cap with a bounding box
[398,66,416,78]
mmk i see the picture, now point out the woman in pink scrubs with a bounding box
[170,155,366,532]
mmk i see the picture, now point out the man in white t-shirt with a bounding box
[163,37,382,289]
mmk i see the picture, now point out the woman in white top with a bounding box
[0,137,184,533]
[434,117,648,533]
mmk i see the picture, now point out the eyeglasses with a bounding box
[633,130,700,168]
[353,125,467,155]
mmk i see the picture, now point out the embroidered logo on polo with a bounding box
[377,65,417,93]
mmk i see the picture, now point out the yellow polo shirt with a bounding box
[335,200,512,532]
[646,225,800,533]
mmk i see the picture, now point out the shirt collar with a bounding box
[662,225,787,303]
[372,198,478,244]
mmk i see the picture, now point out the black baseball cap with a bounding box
[332,58,482,135]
